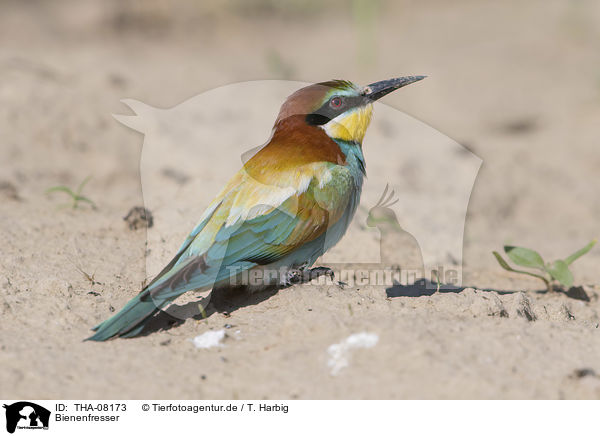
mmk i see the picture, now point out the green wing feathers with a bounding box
[87,164,352,341]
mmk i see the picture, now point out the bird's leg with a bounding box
[287,266,335,285]
[281,263,306,286]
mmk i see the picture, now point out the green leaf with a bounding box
[564,239,597,265]
[547,260,574,287]
[74,196,96,209]
[492,251,551,289]
[46,177,96,210]
[75,196,95,205]
[493,251,515,272]
[76,176,92,195]
[46,186,75,197]
[504,246,545,270]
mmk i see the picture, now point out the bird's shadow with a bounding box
[133,285,281,338]
[132,279,592,338]
[385,279,591,302]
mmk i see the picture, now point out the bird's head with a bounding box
[275,76,426,144]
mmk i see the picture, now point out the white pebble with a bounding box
[191,329,226,349]
[327,332,379,375]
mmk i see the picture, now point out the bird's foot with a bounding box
[286,266,335,285]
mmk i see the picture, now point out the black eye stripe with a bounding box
[305,113,330,126]
[305,94,368,126]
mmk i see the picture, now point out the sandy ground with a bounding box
[1,0,600,399]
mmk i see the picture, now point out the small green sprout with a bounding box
[431,268,442,293]
[198,303,207,320]
[46,176,96,209]
[493,240,596,292]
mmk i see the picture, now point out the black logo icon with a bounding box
[3,402,50,434]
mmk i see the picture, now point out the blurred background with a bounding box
[1,0,599,283]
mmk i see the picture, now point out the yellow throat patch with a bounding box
[321,104,373,143]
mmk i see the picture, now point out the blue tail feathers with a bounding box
[86,289,168,341]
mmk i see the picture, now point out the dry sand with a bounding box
[1,0,599,399]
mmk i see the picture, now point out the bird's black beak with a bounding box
[362,76,426,101]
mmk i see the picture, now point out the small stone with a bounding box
[572,368,596,379]
[191,330,226,349]
[123,206,154,230]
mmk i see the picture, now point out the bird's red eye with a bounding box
[330,97,343,109]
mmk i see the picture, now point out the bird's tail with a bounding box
[86,289,169,341]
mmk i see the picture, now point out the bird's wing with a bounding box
[142,186,227,290]
[143,163,354,301]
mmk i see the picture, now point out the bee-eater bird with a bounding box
[88,76,425,341]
